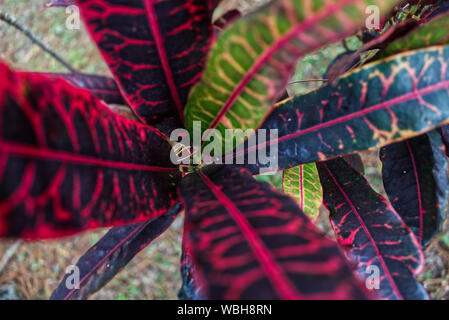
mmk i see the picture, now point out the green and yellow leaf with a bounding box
[237,45,449,174]
[185,0,399,149]
[283,163,323,221]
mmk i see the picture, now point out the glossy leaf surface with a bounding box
[380,131,448,247]
[185,0,398,146]
[230,45,449,174]
[375,12,449,60]
[438,124,449,157]
[51,202,182,299]
[179,165,368,299]
[39,72,126,105]
[282,163,322,221]
[178,241,205,300]
[77,0,216,132]
[317,158,427,300]
[0,62,179,238]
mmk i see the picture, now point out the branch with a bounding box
[0,10,77,72]
[0,240,22,274]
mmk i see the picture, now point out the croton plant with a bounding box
[2,0,449,300]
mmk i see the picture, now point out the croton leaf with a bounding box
[76,0,216,133]
[374,11,449,61]
[343,154,365,174]
[282,163,322,221]
[326,19,420,84]
[213,8,241,32]
[178,240,204,300]
[317,157,427,300]
[324,50,360,82]
[45,0,75,7]
[424,0,449,20]
[0,62,179,238]
[39,73,126,105]
[185,0,398,147]
[232,45,449,174]
[51,202,182,300]
[380,130,448,248]
[438,124,449,157]
[179,165,369,300]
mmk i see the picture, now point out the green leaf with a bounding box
[185,0,399,148]
[283,163,322,221]
[238,45,449,174]
[375,12,449,60]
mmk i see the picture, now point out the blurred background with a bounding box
[0,0,448,300]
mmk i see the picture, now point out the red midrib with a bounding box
[83,88,121,95]
[406,140,424,244]
[275,80,449,144]
[64,222,147,299]
[207,0,357,131]
[144,0,185,123]
[299,166,304,210]
[1,141,177,172]
[322,163,404,300]
[231,79,449,158]
[198,170,302,299]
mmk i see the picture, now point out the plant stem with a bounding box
[0,10,77,72]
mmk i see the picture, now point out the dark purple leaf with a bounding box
[77,0,216,133]
[179,165,369,300]
[51,202,182,299]
[178,240,205,300]
[0,62,179,239]
[380,131,448,247]
[39,73,126,105]
[45,0,75,7]
[317,157,427,300]
[438,124,449,157]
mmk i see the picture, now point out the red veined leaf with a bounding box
[282,163,322,222]
[324,50,360,81]
[179,165,369,300]
[213,8,241,31]
[423,1,449,20]
[178,239,205,300]
[77,0,216,133]
[228,45,449,174]
[317,157,427,300]
[406,0,440,4]
[107,105,139,122]
[438,124,449,157]
[374,11,449,61]
[38,72,126,105]
[380,130,448,248]
[343,154,365,174]
[0,62,179,239]
[326,19,420,84]
[185,0,398,148]
[45,0,75,7]
[51,202,182,300]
